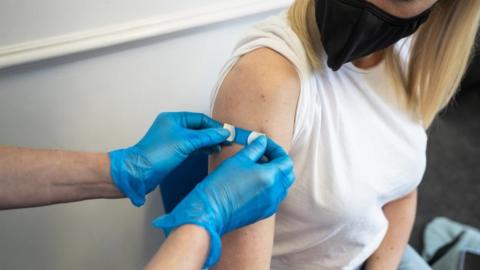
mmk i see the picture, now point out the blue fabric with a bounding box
[398,245,432,270]
[356,245,431,270]
[159,151,208,213]
[422,217,480,270]
[357,218,480,270]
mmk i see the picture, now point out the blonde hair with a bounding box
[288,0,480,128]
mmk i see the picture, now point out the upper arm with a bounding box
[209,48,300,269]
[366,190,418,269]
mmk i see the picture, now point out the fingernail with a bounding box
[255,135,267,145]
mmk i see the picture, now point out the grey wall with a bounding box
[0,3,283,269]
[0,0,221,46]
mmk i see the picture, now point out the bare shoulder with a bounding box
[212,47,300,148]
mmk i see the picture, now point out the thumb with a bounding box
[186,128,230,150]
[235,135,267,162]
[269,155,295,190]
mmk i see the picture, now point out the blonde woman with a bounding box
[208,0,480,269]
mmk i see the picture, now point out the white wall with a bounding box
[0,0,220,46]
[0,1,288,269]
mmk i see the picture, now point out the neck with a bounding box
[351,50,385,69]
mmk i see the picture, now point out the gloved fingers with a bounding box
[234,135,267,162]
[186,128,230,151]
[263,137,289,162]
[269,155,295,189]
[179,112,224,130]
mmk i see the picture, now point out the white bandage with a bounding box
[247,131,264,144]
[223,123,236,143]
[223,123,264,145]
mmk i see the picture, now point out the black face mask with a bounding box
[315,0,432,71]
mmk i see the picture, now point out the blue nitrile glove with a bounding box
[152,136,295,267]
[109,112,230,207]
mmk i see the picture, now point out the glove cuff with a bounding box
[108,149,146,207]
[152,215,222,268]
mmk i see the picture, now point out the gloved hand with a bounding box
[152,136,295,267]
[109,112,230,207]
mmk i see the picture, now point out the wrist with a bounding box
[88,152,124,199]
[146,224,212,270]
[164,222,222,268]
[172,224,211,247]
[195,182,227,234]
[153,188,222,268]
[108,149,146,206]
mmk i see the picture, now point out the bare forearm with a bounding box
[0,145,122,209]
[365,190,417,270]
[145,225,210,270]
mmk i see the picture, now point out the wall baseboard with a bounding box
[0,0,291,70]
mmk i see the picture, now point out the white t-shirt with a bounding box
[210,13,427,270]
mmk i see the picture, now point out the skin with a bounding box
[367,0,437,18]
[146,224,210,270]
[210,48,300,269]
[0,146,213,269]
[365,191,418,270]
[0,145,122,209]
[354,3,437,268]
[210,1,438,269]
[0,1,439,268]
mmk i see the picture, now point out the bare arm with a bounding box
[365,189,418,270]
[145,225,210,270]
[0,145,122,209]
[210,48,300,269]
